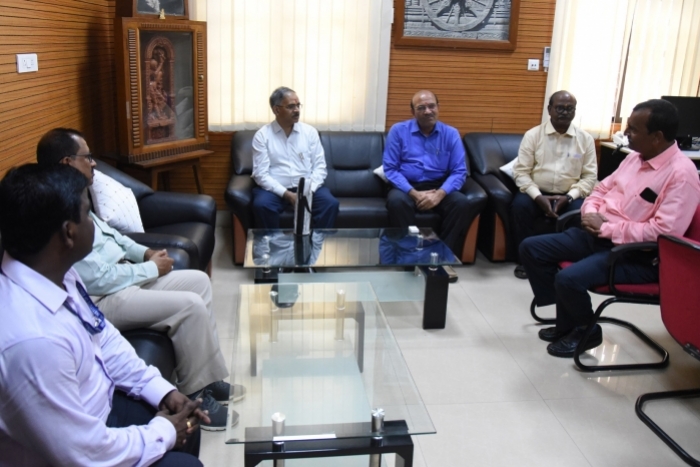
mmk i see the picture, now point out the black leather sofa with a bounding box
[463,132,524,262]
[225,130,488,265]
[95,160,216,272]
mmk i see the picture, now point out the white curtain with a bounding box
[206,0,393,132]
[544,0,631,139]
[620,0,700,128]
[545,0,700,139]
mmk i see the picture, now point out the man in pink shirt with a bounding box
[520,99,700,358]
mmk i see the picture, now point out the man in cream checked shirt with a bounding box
[511,90,598,279]
[251,86,339,229]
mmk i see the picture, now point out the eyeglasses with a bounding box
[415,103,438,113]
[554,105,576,114]
[277,103,302,111]
[70,153,94,162]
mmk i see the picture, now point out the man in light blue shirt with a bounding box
[0,164,206,466]
[383,90,469,253]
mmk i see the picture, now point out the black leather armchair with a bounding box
[225,130,488,265]
[95,160,216,272]
[464,133,523,262]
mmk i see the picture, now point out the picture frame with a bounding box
[393,0,521,51]
[116,0,189,21]
[115,18,209,163]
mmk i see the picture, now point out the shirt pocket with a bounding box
[621,193,657,222]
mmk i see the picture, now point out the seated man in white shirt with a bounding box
[251,86,339,229]
[511,91,598,279]
[0,164,207,466]
[36,128,240,431]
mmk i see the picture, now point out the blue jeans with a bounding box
[252,186,339,229]
[520,227,658,331]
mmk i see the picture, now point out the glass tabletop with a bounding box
[225,282,435,444]
[244,228,461,268]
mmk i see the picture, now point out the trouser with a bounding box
[95,269,228,395]
[519,227,658,331]
[252,186,340,229]
[510,191,584,261]
[107,390,202,467]
[386,182,472,254]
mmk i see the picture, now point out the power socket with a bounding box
[16,53,38,73]
[527,59,539,71]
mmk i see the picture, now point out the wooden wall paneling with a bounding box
[0,0,117,177]
[387,0,557,135]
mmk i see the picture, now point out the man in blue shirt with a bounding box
[383,90,469,254]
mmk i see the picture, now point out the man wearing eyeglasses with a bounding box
[383,89,470,260]
[251,86,339,229]
[511,90,598,279]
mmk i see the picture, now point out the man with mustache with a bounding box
[511,90,598,279]
[383,89,470,264]
[251,86,339,229]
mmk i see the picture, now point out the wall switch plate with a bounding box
[527,59,539,71]
[16,53,38,73]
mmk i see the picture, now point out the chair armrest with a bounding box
[556,210,582,232]
[122,329,176,381]
[607,241,659,294]
[124,233,193,269]
[471,173,513,227]
[225,174,255,231]
[458,177,488,205]
[138,192,216,229]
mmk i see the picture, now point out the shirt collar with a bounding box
[410,119,440,136]
[642,141,681,170]
[1,252,68,315]
[271,119,299,135]
[545,119,576,137]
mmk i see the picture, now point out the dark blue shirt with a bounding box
[383,119,467,194]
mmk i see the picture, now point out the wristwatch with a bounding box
[566,194,574,204]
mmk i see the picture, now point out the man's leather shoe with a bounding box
[514,264,528,279]
[547,325,603,358]
[538,326,569,342]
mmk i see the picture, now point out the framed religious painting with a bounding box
[115,18,209,163]
[393,0,521,50]
[116,0,189,20]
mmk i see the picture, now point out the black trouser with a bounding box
[107,390,202,467]
[520,227,658,331]
[386,180,472,254]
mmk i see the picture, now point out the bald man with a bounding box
[383,90,470,258]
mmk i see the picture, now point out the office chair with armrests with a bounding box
[636,234,700,467]
[530,205,700,372]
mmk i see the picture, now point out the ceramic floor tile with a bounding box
[401,343,541,405]
[547,396,693,467]
[418,401,591,467]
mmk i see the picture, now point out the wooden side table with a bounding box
[119,149,213,193]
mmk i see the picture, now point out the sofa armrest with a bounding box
[138,192,216,229]
[472,172,514,219]
[125,233,192,270]
[459,177,488,206]
[225,174,255,231]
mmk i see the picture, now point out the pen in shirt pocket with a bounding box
[298,152,304,162]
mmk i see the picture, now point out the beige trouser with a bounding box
[95,269,229,395]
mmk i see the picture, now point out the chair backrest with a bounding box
[683,204,700,241]
[658,234,700,359]
[319,131,386,198]
[230,130,256,175]
[463,132,523,177]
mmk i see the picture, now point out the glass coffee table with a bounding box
[227,282,435,466]
[244,228,460,329]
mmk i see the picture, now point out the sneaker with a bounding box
[194,389,228,431]
[203,381,247,405]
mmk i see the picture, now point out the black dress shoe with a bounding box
[538,326,570,342]
[547,325,603,358]
[514,265,528,279]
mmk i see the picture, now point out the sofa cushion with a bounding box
[334,198,388,228]
[90,170,145,233]
[464,133,523,177]
[320,132,386,198]
[231,130,256,175]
